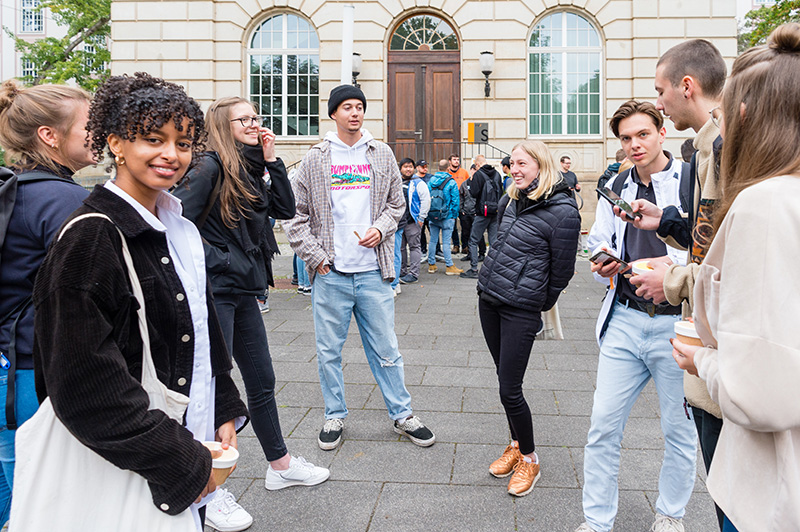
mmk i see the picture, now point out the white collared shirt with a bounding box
[105,181,214,529]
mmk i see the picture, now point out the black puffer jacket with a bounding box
[477,180,580,311]
[173,146,295,295]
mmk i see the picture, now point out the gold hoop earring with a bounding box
[115,154,125,166]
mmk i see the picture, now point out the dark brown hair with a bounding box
[609,100,663,138]
[714,23,800,232]
[657,39,727,99]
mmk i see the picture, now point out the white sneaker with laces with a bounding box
[264,455,330,490]
[574,523,596,532]
[650,514,685,532]
[205,488,253,532]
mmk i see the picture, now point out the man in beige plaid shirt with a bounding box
[284,85,436,452]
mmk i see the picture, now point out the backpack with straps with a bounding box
[427,177,452,222]
[479,169,502,216]
[1,169,76,430]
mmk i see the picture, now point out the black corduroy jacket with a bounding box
[32,185,249,515]
[477,180,581,312]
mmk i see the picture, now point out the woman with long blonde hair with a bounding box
[671,23,800,532]
[173,97,328,531]
[476,140,580,497]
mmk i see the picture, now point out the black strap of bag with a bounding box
[3,297,32,430]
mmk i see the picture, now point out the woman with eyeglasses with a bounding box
[174,97,328,532]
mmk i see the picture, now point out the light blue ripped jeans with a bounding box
[311,268,412,421]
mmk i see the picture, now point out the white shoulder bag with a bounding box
[10,213,196,532]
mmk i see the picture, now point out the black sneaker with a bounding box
[435,253,446,263]
[399,274,418,284]
[393,416,435,447]
[459,268,479,279]
[477,254,485,262]
[318,418,344,450]
[460,255,471,262]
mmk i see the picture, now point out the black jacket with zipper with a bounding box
[477,180,580,311]
[173,145,295,295]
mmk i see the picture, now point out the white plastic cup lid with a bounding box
[674,320,700,339]
[202,441,240,469]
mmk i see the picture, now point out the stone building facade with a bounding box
[109,0,738,174]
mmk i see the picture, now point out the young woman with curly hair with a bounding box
[0,79,94,527]
[173,97,328,531]
[14,73,249,531]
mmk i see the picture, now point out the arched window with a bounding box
[248,13,319,137]
[528,12,602,136]
[390,14,458,51]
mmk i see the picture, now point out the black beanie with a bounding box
[328,85,367,117]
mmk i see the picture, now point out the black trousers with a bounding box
[692,405,725,531]
[478,297,541,455]
[459,213,485,256]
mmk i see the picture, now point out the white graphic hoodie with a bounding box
[326,129,379,273]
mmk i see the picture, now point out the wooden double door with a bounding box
[387,50,460,164]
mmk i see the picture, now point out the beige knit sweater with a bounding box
[663,119,723,418]
[693,175,800,531]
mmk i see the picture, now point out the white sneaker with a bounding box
[574,523,596,532]
[650,514,685,532]
[395,284,401,295]
[205,488,253,532]
[264,456,330,490]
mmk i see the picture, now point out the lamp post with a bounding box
[480,51,494,98]
[352,52,362,88]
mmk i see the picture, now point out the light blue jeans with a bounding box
[295,254,310,288]
[312,269,412,421]
[392,227,404,290]
[582,302,696,532]
[428,218,455,267]
[0,369,40,525]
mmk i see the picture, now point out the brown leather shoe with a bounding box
[489,444,521,478]
[507,459,541,497]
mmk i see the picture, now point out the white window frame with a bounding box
[527,11,603,139]
[21,58,37,79]
[20,0,43,33]
[247,13,320,140]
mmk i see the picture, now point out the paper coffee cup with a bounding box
[202,441,239,486]
[631,260,653,276]
[674,320,703,347]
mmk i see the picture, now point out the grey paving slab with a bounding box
[462,387,559,416]
[369,484,515,532]
[364,384,464,412]
[291,408,406,442]
[421,365,499,387]
[397,347,470,367]
[235,480,382,532]
[343,362,425,386]
[328,440,454,483]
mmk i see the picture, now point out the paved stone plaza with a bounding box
[213,232,718,532]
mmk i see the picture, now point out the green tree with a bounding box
[4,0,110,90]
[739,0,800,51]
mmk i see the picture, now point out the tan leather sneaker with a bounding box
[428,264,438,274]
[507,459,541,497]
[445,265,463,276]
[489,444,522,478]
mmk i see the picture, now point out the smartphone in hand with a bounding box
[596,187,642,220]
[589,250,629,270]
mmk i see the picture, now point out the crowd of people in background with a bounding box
[0,22,799,532]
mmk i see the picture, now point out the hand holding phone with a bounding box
[589,250,629,270]
[596,187,642,220]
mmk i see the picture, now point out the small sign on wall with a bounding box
[467,122,489,144]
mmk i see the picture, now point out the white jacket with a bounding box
[587,156,688,343]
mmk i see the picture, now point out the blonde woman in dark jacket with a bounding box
[477,140,580,498]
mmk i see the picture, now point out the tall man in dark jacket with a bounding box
[460,155,502,279]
